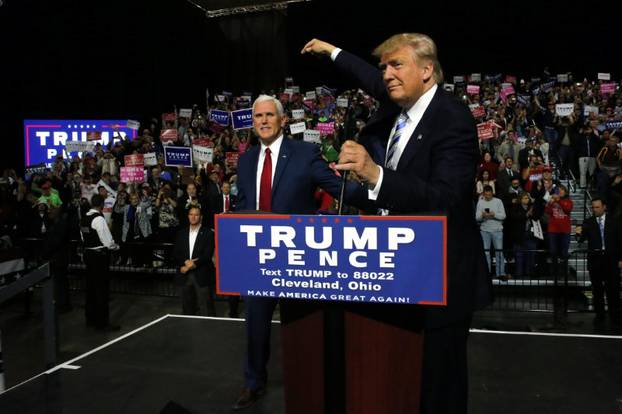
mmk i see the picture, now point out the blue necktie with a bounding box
[385,112,409,170]
[598,217,605,249]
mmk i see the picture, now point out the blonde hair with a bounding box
[372,33,444,84]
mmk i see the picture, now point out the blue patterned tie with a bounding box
[598,216,605,250]
[385,112,409,170]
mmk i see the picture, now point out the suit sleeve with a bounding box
[376,106,479,213]
[334,50,390,103]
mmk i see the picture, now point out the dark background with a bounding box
[1,0,619,170]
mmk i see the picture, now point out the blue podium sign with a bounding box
[215,214,446,306]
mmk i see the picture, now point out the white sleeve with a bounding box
[330,48,342,62]
[367,165,384,201]
[91,216,115,248]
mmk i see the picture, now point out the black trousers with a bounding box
[421,316,472,414]
[84,249,110,328]
[589,255,621,319]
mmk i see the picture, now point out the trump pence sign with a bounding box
[215,215,447,305]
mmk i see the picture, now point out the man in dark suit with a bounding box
[497,156,518,198]
[173,206,216,316]
[232,94,358,410]
[302,34,491,414]
[576,197,622,325]
[207,181,237,228]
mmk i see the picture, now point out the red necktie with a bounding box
[225,195,230,212]
[259,148,272,211]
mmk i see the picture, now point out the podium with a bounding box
[215,213,446,414]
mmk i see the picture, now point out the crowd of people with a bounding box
[0,70,621,291]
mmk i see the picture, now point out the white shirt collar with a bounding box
[260,134,284,158]
[403,84,438,122]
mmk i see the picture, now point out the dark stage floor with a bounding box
[1,315,621,414]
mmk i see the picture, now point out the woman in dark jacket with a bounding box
[509,192,541,278]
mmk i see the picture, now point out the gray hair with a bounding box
[252,94,284,117]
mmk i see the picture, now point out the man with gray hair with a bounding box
[231,94,365,410]
[303,34,491,414]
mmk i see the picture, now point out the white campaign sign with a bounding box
[337,97,349,108]
[126,120,140,130]
[289,122,307,135]
[584,105,599,116]
[453,75,465,83]
[315,87,323,96]
[284,88,294,96]
[192,145,213,163]
[291,86,300,94]
[557,74,569,83]
[65,141,95,153]
[305,91,317,100]
[598,73,611,81]
[470,73,481,82]
[303,130,321,144]
[179,108,193,118]
[444,83,455,92]
[555,103,575,117]
[292,109,305,120]
[144,152,158,166]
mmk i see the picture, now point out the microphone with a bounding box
[337,170,349,215]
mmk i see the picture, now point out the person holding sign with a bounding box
[302,34,491,414]
[232,95,363,410]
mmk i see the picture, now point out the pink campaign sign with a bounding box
[466,85,480,95]
[316,122,335,136]
[600,83,616,95]
[120,166,145,183]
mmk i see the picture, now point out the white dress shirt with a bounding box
[188,224,201,258]
[255,135,284,209]
[87,209,116,249]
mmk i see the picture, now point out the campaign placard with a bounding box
[215,215,447,305]
[291,109,305,120]
[600,83,616,95]
[477,122,494,140]
[470,105,486,119]
[470,73,482,82]
[443,83,455,92]
[143,152,158,166]
[192,145,214,163]
[303,130,321,144]
[23,119,135,166]
[209,110,230,126]
[226,152,239,168]
[160,129,178,143]
[124,154,144,166]
[453,75,465,83]
[555,104,574,117]
[120,166,145,183]
[606,121,622,130]
[289,122,307,135]
[598,72,611,81]
[466,85,480,95]
[65,140,95,153]
[179,108,193,118]
[162,112,176,122]
[557,74,569,83]
[305,91,317,100]
[127,120,141,130]
[231,109,253,130]
[337,97,349,108]
[584,105,599,116]
[316,122,335,136]
[164,146,192,167]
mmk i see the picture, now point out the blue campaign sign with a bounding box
[231,109,253,130]
[215,215,447,305]
[163,146,192,167]
[605,120,622,130]
[209,110,230,126]
[23,119,136,166]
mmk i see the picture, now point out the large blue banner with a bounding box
[215,215,447,305]
[23,119,136,166]
[163,146,192,167]
[231,109,253,130]
[209,110,230,126]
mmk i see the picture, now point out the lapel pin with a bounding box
[417,134,423,140]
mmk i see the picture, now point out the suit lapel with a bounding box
[271,138,291,197]
[247,146,260,209]
[396,87,443,171]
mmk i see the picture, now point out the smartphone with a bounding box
[485,208,490,213]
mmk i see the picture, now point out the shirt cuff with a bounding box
[330,48,342,62]
[367,165,383,200]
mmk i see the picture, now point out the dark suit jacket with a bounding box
[237,137,357,213]
[496,168,518,197]
[578,214,622,266]
[173,225,215,287]
[334,50,492,329]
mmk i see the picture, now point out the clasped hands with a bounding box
[180,259,197,274]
